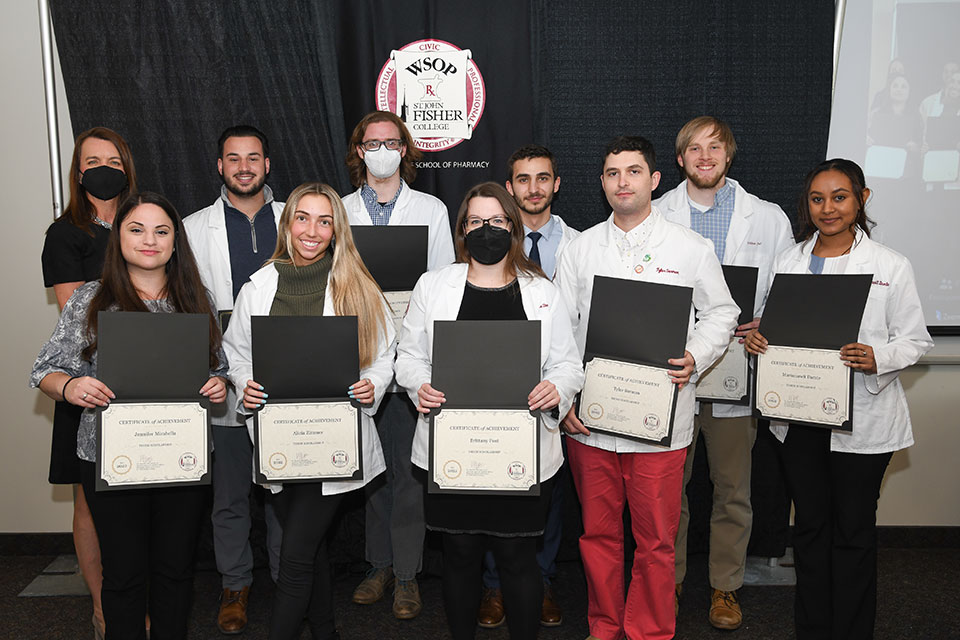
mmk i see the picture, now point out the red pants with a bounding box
[567,438,686,640]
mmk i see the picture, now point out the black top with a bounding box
[456,279,526,321]
[223,200,278,301]
[41,218,110,287]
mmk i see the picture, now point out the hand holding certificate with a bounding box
[95,312,215,490]
[428,320,542,495]
[575,276,692,446]
[747,274,872,430]
[251,316,364,483]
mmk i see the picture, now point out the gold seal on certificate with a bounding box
[99,402,209,487]
[579,357,675,443]
[255,401,360,482]
[755,345,851,427]
[697,336,749,403]
[383,290,413,335]
[431,409,538,492]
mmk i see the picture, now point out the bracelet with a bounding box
[61,376,79,402]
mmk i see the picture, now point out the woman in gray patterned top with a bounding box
[31,191,228,640]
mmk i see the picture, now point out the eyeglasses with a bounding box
[361,139,403,152]
[464,216,511,230]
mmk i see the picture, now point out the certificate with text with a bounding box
[578,357,677,446]
[97,401,210,490]
[696,337,750,404]
[383,290,412,336]
[754,345,853,430]
[430,409,539,495]
[254,400,362,483]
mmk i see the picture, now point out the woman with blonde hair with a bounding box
[223,182,396,640]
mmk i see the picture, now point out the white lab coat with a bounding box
[222,263,397,494]
[394,263,585,481]
[554,214,580,266]
[184,197,286,312]
[342,183,455,271]
[185,197,285,426]
[767,230,933,454]
[656,178,794,418]
[554,208,740,454]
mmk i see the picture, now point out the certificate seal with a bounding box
[507,461,526,480]
[178,453,197,471]
[763,391,781,408]
[331,450,349,468]
[112,455,132,475]
[443,460,462,479]
[723,376,739,392]
[587,403,604,420]
[634,264,644,274]
[269,452,287,471]
[643,413,661,429]
[821,397,839,415]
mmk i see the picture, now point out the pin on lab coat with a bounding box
[394,262,585,482]
[222,262,397,494]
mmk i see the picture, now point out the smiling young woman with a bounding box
[31,191,227,640]
[745,159,933,639]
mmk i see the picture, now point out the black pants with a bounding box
[780,425,892,640]
[80,462,206,640]
[270,483,343,640]
[442,532,542,640]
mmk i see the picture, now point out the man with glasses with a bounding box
[343,111,455,620]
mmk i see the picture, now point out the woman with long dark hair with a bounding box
[32,191,227,640]
[222,182,396,640]
[745,159,933,639]
[39,126,137,638]
[395,182,583,639]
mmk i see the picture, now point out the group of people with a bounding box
[31,111,932,640]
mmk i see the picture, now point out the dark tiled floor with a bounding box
[2,547,959,639]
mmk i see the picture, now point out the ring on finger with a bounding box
[82,392,88,400]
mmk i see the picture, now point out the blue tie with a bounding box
[528,231,542,266]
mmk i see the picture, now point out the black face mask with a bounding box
[81,165,127,201]
[465,224,512,265]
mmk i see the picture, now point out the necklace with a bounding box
[93,216,112,230]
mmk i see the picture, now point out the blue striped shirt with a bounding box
[360,181,403,226]
[689,181,735,263]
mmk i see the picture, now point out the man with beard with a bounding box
[185,125,284,635]
[654,116,792,630]
[474,144,578,630]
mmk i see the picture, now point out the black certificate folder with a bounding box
[252,316,359,399]
[428,320,542,496]
[578,276,690,446]
[351,225,428,291]
[95,311,212,491]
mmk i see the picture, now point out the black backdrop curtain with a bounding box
[50,0,350,216]
[49,0,833,563]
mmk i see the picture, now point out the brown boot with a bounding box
[709,588,742,630]
[352,567,394,605]
[477,587,505,628]
[393,578,422,620]
[540,583,563,627]
[217,586,250,635]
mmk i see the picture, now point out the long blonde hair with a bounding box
[268,182,389,369]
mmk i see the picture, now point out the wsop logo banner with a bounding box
[336,1,534,218]
[377,40,486,151]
